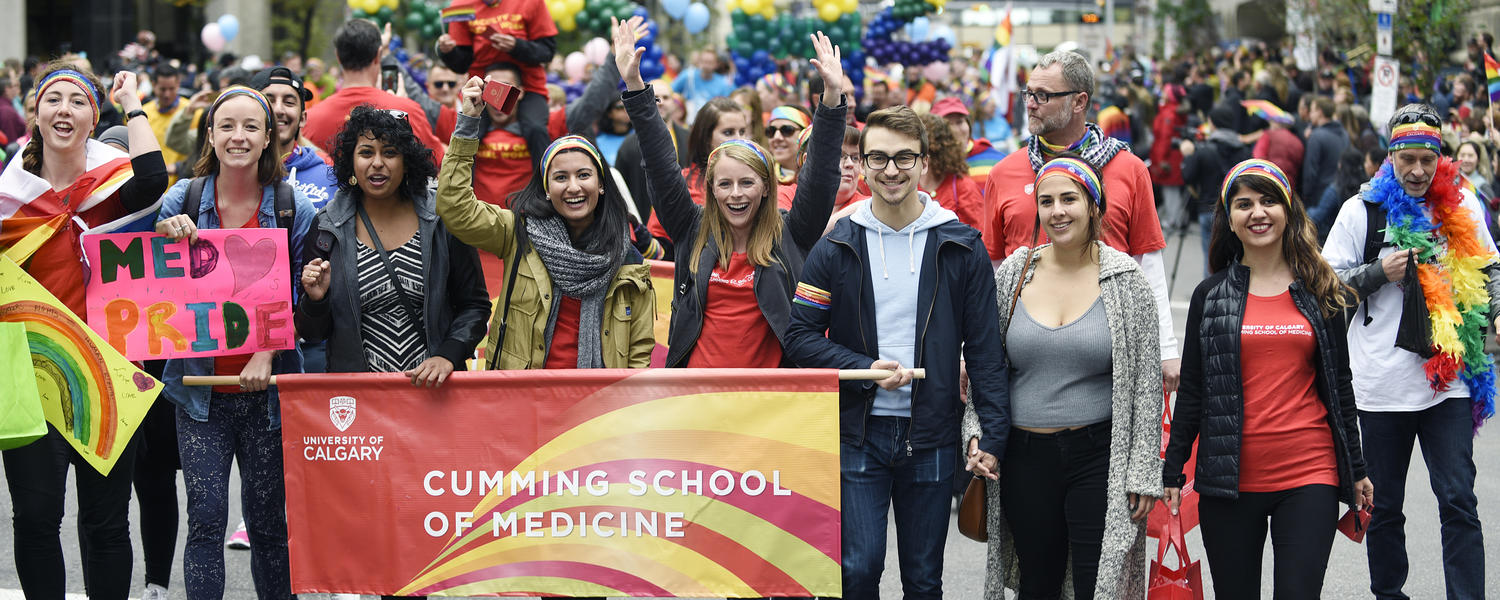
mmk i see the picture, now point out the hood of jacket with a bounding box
[848,191,957,235]
[285,144,329,172]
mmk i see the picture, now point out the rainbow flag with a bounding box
[863,65,893,87]
[0,140,145,261]
[1486,51,1500,103]
[440,5,477,24]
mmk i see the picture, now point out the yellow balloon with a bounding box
[564,0,584,14]
[818,2,841,22]
[358,0,380,13]
[383,0,399,10]
[761,6,776,19]
[558,14,577,32]
[840,0,857,13]
[726,0,740,11]
[741,0,763,15]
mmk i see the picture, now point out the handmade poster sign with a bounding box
[82,229,295,361]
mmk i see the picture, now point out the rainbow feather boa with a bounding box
[1367,159,1497,433]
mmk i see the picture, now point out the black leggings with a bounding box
[999,422,1112,600]
[133,359,180,588]
[3,426,139,600]
[1198,484,1339,600]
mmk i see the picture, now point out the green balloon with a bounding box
[406,13,425,29]
[376,6,394,20]
[726,34,739,50]
[731,8,747,25]
[352,9,368,19]
[423,22,441,38]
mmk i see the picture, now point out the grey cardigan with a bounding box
[294,188,491,373]
[962,242,1164,600]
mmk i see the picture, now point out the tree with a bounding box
[1157,0,1220,61]
[1300,0,1470,92]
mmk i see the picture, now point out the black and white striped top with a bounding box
[356,235,427,372]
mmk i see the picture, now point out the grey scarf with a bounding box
[525,215,619,369]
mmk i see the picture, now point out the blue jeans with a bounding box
[177,392,293,600]
[1359,398,1484,600]
[841,416,956,600]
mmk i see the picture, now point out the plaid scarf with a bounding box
[1027,122,1130,172]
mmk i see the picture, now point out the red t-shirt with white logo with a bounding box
[1238,291,1338,492]
[447,0,558,96]
[687,252,781,368]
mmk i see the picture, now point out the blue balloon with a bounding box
[645,44,663,61]
[633,5,650,19]
[663,0,689,20]
[217,14,240,42]
[752,49,769,63]
[684,2,711,34]
[908,16,929,41]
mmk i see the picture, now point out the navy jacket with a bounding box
[784,215,1011,457]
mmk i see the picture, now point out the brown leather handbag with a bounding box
[957,475,988,542]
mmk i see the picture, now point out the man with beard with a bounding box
[786,105,1010,600]
[1323,103,1497,600]
[981,50,1181,394]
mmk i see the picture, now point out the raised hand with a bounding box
[808,31,843,107]
[437,33,457,54]
[612,16,647,91]
[111,71,142,113]
[459,76,485,117]
[380,23,393,60]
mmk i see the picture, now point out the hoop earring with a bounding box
[348,176,357,186]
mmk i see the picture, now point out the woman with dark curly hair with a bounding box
[917,111,983,228]
[295,105,491,385]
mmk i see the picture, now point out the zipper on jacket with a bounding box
[829,236,875,446]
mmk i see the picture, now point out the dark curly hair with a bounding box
[333,105,437,201]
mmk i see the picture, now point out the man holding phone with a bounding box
[304,19,445,161]
[437,0,557,169]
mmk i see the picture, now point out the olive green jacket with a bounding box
[435,133,654,369]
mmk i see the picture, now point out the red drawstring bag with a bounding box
[1148,513,1205,600]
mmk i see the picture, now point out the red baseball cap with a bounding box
[931,97,969,117]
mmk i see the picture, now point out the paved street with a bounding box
[2,223,1498,599]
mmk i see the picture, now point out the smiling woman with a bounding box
[151,84,318,600]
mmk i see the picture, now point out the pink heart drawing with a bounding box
[133,371,155,392]
[226,235,277,295]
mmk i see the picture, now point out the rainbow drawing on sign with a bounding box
[0,255,159,475]
[0,299,117,456]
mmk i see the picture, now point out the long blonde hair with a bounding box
[691,141,784,273]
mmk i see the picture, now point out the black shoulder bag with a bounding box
[355,203,427,341]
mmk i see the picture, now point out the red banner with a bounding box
[279,369,841,597]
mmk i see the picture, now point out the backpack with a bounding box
[1355,193,1388,326]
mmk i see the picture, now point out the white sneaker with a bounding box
[225,521,250,549]
[141,583,167,600]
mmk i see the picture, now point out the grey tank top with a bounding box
[1006,296,1114,428]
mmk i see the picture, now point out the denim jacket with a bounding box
[157,176,316,426]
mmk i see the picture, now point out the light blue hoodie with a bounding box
[849,192,959,417]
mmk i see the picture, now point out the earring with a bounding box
[348,176,357,185]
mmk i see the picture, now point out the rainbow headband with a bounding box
[758,73,794,97]
[769,105,811,130]
[540,135,603,175]
[1221,158,1293,208]
[708,139,773,172]
[208,86,273,124]
[1389,122,1442,154]
[36,70,100,125]
[1036,157,1103,206]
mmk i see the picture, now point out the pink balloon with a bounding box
[583,38,610,66]
[922,61,951,83]
[201,23,226,53]
[564,52,588,82]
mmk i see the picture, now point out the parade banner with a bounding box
[279,369,841,597]
[81,229,295,361]
[0,256,161,475]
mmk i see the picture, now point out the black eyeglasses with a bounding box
[1021,88,1083,105]
[431,80,458,89]
[1393,111,1442,128]
[768,124,804,138]
[863,151,923,171]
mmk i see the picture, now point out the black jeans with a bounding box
[1359,398,1485,599]
[134,359,180,588]
[3,426,139,600]
[1198,484,1338,600]
[1000,422,1111,600]
[516,91,552,171]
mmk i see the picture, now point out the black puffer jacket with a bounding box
[1164,264,1367,504]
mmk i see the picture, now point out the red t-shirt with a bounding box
[302,87,446,164]
[648,165,706,241]
[981,150,1166,260]
[468,109,569,207]
[213,209,261,393]
[545,295,582,368]
[926,173,983,230]
[1238,291,1338,492]
[687,252,782,368]
[447,0,558,96]
[775,182,796,211]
